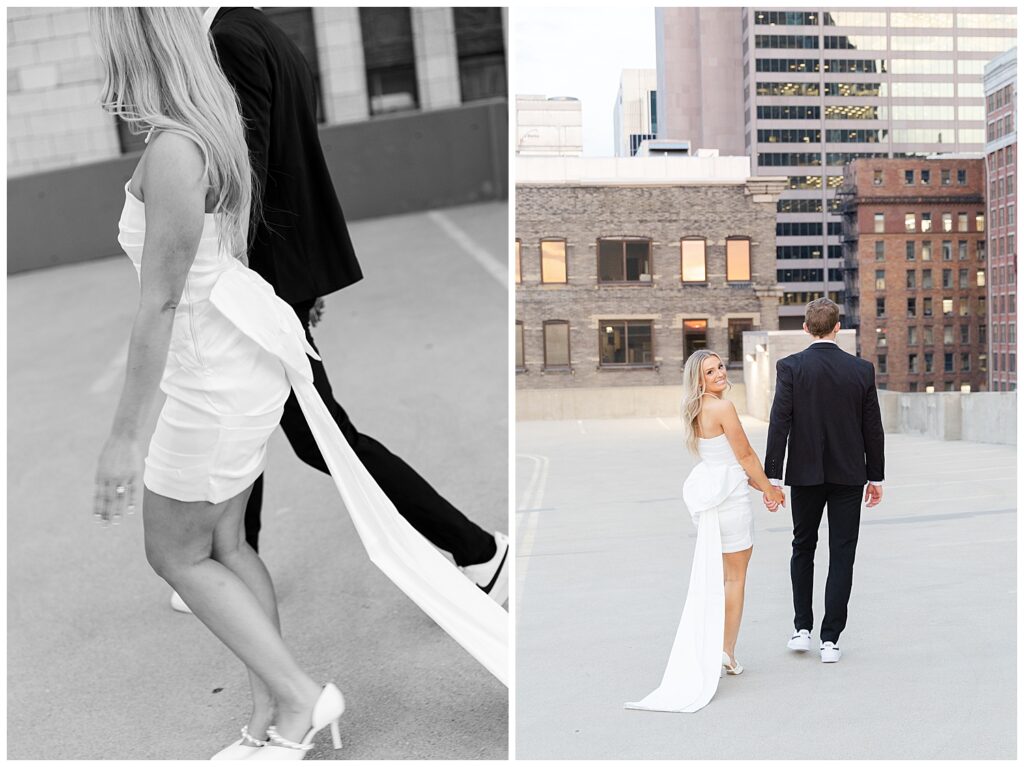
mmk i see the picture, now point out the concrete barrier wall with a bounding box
[873,390,1015,444]
[516,382,747,421]
[7,99,508,274]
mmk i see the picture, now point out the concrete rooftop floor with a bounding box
[515,415,1017,760]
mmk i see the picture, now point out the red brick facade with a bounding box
[840,158,988,392]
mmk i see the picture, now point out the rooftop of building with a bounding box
[517,153,789,187]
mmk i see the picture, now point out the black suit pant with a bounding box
[790,483,862,644]
[243,299,496,567]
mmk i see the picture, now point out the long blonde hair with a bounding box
[680,350,730,456]
[92,7,254,260]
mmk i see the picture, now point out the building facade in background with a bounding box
[7,6,507,176]
[840,157,988,392]
[515,155,786,391]
[983,47,1017,392]
[655,7,1017,329]
[515,95,583,156]
[613,69,658,157]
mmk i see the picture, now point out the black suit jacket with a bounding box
[211,8,362,304]
[765,342,885,486]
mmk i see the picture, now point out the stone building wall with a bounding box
[516,180,783,390]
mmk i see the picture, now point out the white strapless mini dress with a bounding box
[115,182,508,685]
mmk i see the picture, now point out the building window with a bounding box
[958,241,968,260]
[924,325,934,345]
[906,269,916,289]
[728,318,754,365]
[923,297,933,317]
[681,238,707,282]
[905,169,914,185]
[942,297,953,316]
[980,353,988,372]
[543,320,571,369]
[921,213,932,233]
[941,168,951,186]
[873,169,883,185]
[878,329,888,347]
[958,213,968,232]
[957,168,967,185]
[922,269,933,289]
[961,352,971,371]
[921,241,933,261]
[944,352,954,373]
[908,326,917,345]
[976,213,985,232]
[942,240,952,260]
[907,297,916,317]
[905,213,916,232]
[515,320,525,371]
[909,353,918,374]
[877,354,887,374]
[925,352,934,373]
[540,239,567,283]
[944,325,954,345]
[942,213,953,232]
[960,324,970,344]
[875,269,886,290]
[874,213,885,233]
[875,241,885,260]
[942,269,953,289]
[515,239,521,283]
[683,319,708,360]
[726,237,752,281]
[876,297,886,317]
[959,297,969,317]
[958,268,969,289]
[453,8,507,102]
[360,8,420,116]
[598,238,652,283]
[599,320,654,367]
[906,241,916,260]
[921,169,931,185]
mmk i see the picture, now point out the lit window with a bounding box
[726,238,752,281]
[681,238,707,282]
[540,239,568,284]
[905,213,916,232]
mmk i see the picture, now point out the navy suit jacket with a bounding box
[765,341,885,487]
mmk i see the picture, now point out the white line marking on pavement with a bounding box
[427,210,507,288]
[515,453,548,622]
[657,417,671,431]
[89,339,130,394]
[926,538,1014,547]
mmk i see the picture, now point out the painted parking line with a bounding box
[516,453,549,622]
[427,209,507,288]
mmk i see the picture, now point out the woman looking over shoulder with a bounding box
[626,350,784,714]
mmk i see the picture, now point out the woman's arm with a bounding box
[94,133,207,523]
[717,400,783,500]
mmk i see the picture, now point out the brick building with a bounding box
[839,157,989,392]
[515,155,786,392]
[984,47,1017,392]
[7,6,507,176]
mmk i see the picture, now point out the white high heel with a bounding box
[246,683,345,760]
[210,725,268,760]
[722,651,744,675]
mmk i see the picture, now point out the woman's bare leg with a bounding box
[208,484,281,741]
[143,486,322,745]
[723,546,753,661]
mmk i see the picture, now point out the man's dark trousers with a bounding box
[243,299,497,568]
[790,483,863,644]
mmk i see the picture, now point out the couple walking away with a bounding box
[90,7,507,760]
[626,298,885,713]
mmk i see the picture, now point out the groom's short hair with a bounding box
[805,297,840,337]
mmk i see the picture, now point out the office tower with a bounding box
[516,94,583,156]
[656,7,1017,329]
[613,69,658,156]
[983,47,1017,391]
[840,158,988,392]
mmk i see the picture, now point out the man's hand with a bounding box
[763,485,786,512]
[864,483,883,508]
[309,297,326,327]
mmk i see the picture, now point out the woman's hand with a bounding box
[763,485,786,512]
[94,435,143,526]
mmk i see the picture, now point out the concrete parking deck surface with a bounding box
[7,202,509,760]
[515,415,1016,760]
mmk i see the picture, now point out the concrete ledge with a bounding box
[516,382,747,420]
[7,99,508,274]
[879,389,1015,444]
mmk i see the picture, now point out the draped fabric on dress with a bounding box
[118,185,507,686]
[625,436,748,712]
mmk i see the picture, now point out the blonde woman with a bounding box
[90,8,505,760]
[627,350,785,713]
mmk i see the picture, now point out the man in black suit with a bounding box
[764,297,884,663]
[173,7,508,611]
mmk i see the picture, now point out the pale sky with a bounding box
[512,7,657,156]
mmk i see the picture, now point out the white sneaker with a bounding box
[820,641,842,663]
[460,532,509,607]
[787,629,812,652]
[169,590,193,614]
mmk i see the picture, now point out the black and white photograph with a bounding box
[7,6,508,760]
[514,5,1017,761]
